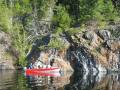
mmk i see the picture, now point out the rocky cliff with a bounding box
[67,25,120,72]
[26,24,120,72]
[0,21,120,72]
[0,24,120,71]
[0,0,119,71]
[0,31,16,69]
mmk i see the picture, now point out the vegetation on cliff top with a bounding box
[0,0,120,66]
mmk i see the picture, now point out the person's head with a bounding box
[52,59,55,62]
[38,65,40,68]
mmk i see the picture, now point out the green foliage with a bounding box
[39,45,47,51]
[0,2,12,32]
[12,24,32,66]
[93,0,117,21]
[57,0,80,22]
[13,0,32,16]
[0,0,56,66]
[57,0,97,24]
[0,0,34,66]
[97,21,107,29]
[58,0,119,25]
[66,28,83,35]
[53,5,71,31]
[53,27,63,35]
[48,36,65,49]
[33,0,55,19]
[39,35,66,50]
[78,0,97,23]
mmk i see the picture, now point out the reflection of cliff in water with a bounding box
[1,70,120,90]
[64,71,120,90]
[0,70,16,90]
[26,72,72,90]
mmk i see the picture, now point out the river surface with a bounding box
[0,70,120,90]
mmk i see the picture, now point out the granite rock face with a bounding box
[27,34,73,72]
[1,19,118,72]
[68,27,120,72]
[0,31,15,69]
[106,39,120,51]
[27,25,120,72]
[98,30,111,40]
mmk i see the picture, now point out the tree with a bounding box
[0,0,12,32]
[57,0,118,25]
[93,0,117,21]
[53,5,71,31]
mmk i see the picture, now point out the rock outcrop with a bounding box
[0,31,15,69]
[27,25,120,72]
[27,34,73,72]
[98,30,111,40]
[1,23,119,72]
[68,27,120,72]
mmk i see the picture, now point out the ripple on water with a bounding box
[1,70,120,90]
[0,70,16,90]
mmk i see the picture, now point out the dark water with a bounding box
[0,70,120,90]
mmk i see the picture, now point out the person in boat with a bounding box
[33,60,45,69]
[29,63,33,69]
[50,59,54,66]
[38,65,41,69]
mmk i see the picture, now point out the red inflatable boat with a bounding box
[25,67,60,77]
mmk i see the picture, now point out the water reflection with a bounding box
[64,72,120,90]
[26,72,72,90]
[0,70,16,90]
[1,70,120,90]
